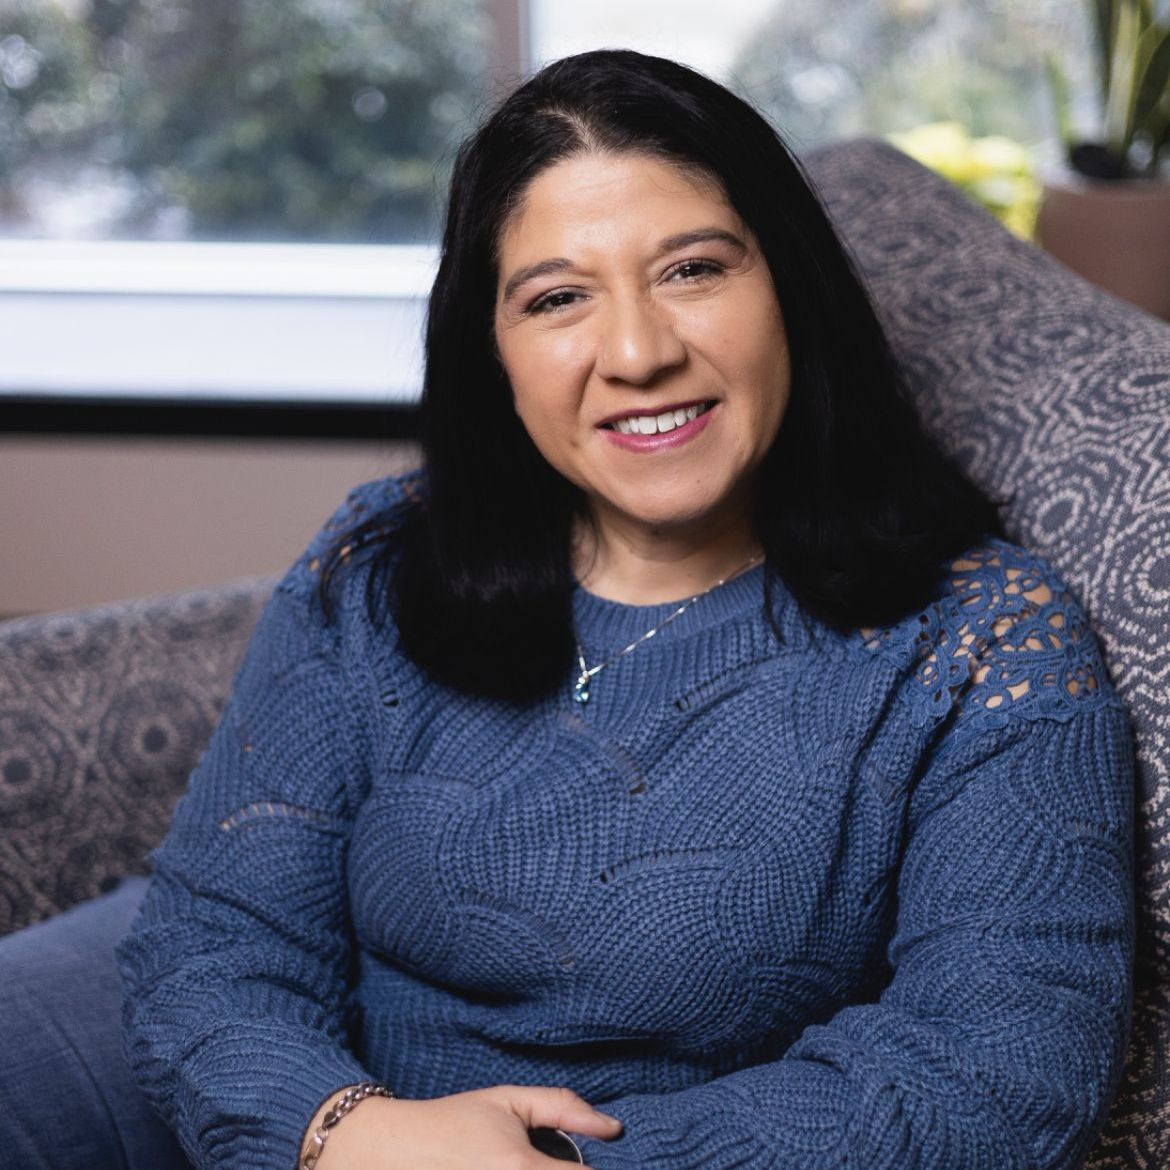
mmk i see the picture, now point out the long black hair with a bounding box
[323,49,1003,701]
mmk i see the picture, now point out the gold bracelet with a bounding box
[300,1082,395,1170]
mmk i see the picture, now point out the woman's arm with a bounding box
[572,565,1135,1170]
[116,480,625,1170]
[116,568,378,1170]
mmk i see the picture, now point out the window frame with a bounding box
[0,0,530,439]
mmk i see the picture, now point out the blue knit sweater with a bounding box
[117,470,1134,1170]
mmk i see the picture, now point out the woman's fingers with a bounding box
[491,1084,623,1139]
[312,1085,622,1169]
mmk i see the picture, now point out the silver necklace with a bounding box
[572,552,764,704]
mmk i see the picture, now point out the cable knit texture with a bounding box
[117,470,1135,1170]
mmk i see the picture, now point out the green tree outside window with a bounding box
[0,0,488,241]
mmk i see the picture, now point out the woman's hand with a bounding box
[308,1083,623,1169]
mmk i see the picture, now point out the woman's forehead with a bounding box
[496,151,740,261]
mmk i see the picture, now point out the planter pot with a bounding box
[1036,171,1170,321]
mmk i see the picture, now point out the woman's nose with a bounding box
[594,296,686,385]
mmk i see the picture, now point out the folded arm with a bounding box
[574,582,1134,1170]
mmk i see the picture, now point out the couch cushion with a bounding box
[806,138,1169,1170]
[0,576,273,935]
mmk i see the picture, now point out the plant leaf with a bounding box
[1134,23,1170,131]
[1091,0,1118,101]
[1045,52,1075,147]
[1140,70,1170,168]
[1105,0,1142,153]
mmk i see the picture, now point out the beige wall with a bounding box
[0,435,422,617]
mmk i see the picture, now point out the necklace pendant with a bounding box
[573,674,591,704]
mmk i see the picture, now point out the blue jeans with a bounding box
[0,877,193,1169]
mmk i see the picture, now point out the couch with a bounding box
[1,139,1166,1166]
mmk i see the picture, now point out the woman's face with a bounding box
[494,151,791,549]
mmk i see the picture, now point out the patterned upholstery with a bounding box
[806,139,1169,1170]
[0,137,1163,1161]
[0,576,274,934]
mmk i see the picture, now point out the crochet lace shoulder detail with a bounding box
[861,539,1117,737]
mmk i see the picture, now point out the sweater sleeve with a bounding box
[116,481,406,1170]
[574,554,1135,1170]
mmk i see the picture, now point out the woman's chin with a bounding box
[594,497,743,542]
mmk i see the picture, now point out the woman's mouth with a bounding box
[603,400,714,436]
[599,400,717,451]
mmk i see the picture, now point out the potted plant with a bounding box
[1037,0,1170,319]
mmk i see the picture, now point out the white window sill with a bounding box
[0,240,437,403]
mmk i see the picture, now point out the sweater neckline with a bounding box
[571,562,771,651]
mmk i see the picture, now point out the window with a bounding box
[1,0,490,243]
[1,0,1093,433]
[530,0,1093,151]
[0,0,499,434]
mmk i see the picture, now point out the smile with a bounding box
[599,400,717,452]
[603,401,714,435]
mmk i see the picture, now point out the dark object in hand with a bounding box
[528,1127,583,1162]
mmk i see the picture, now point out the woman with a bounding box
[5,49,1133,1170]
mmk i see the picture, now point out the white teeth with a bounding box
[610,402,710,436]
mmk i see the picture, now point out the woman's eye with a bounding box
[527,289,581,314]
[668,259,723,282]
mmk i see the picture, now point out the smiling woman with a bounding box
[381,48,1011,702]
[0,47,1135,1170]
[494,153,789,603]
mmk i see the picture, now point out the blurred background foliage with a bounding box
[0,0,1093,242]
[732,0,1093,150]
[0,0,488,240]
[886,121,1042,237]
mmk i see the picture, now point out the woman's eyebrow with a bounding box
[654,228,747,257]
[501,257,573,304]
[500,228,748,304]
